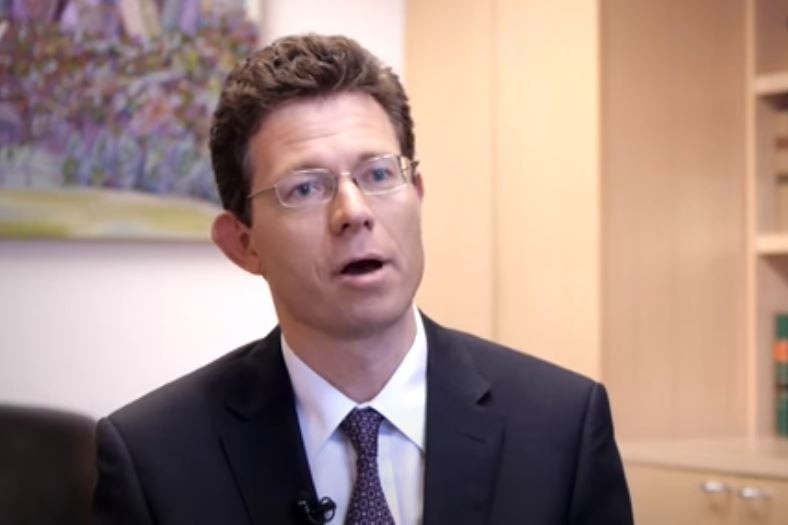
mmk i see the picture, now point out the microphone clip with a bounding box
[296,496,336,524]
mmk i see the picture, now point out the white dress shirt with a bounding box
[281,308,427,525]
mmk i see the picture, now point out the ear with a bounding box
[211,211,264,276]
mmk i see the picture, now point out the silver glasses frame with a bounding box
[247,153,419,208]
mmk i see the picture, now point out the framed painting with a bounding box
[0,0,259,240]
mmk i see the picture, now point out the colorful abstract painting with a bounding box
[0,0,258,239]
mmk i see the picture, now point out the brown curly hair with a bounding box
[209,33,415,224]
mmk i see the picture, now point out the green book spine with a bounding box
[776,315,788,437]
[779,387,788,437]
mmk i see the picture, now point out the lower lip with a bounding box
[336,264,389,288]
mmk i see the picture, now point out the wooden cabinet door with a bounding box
[626,464,737,525]
[735,476,788,525]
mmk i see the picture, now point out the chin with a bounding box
[329,298,414,338]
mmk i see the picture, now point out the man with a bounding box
[93,34,633,525]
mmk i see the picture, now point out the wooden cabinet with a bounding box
[601,0,747,440]
[627,465,737,525]
[736,475,788,524]
[602,0,788,441]
[628,464,788,525]
[623,439,788,524]
[407,0,788,441]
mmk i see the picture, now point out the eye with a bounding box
[278,172,330,205]
[370,167,393,182]
[287,180,323,201]
[294,182,316,196]
[358,158,399,189]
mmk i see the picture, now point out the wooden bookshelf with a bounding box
[746,0,788,439]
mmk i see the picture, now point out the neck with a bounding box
[280,309,417,403]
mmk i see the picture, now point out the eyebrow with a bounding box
[280,151,395,175]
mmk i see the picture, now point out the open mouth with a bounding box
[341,258,384,275]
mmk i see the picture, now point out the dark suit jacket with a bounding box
[93,315,633,524]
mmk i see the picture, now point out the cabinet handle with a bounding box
[738,486,771,501]
[700,480,731,494]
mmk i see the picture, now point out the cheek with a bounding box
[250,225,289,278]
[259,222,325,278]
[390,204,424,258]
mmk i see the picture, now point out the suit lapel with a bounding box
[217,329,317,525]
[421,316,505,525]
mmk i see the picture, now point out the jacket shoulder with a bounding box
[424,315,599,407]
[106,335,273,435]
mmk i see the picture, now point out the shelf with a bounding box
[755,233,788,255]
[621,437,788,480]
[753,72,788,97]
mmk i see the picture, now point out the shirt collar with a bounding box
[281,308,427,461]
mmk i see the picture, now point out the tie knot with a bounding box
[340,407,384,456]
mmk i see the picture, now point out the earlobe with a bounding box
[211,212,264,275]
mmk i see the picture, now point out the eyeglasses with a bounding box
[247,154,419,208]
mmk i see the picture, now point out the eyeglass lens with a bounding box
[275,155,408,207]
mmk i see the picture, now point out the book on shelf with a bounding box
[776,314,788,437]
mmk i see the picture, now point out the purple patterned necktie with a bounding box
[340,408,396,525]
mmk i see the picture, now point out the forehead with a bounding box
[247,92,400,185]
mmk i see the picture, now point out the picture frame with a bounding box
[0,0,260,240]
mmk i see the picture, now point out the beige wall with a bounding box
[407,0,495,340]
[407,0,601,379]
[494,0,601,379]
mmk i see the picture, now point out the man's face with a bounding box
[241,91,424,338]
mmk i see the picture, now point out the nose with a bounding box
[328,177,375,235]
